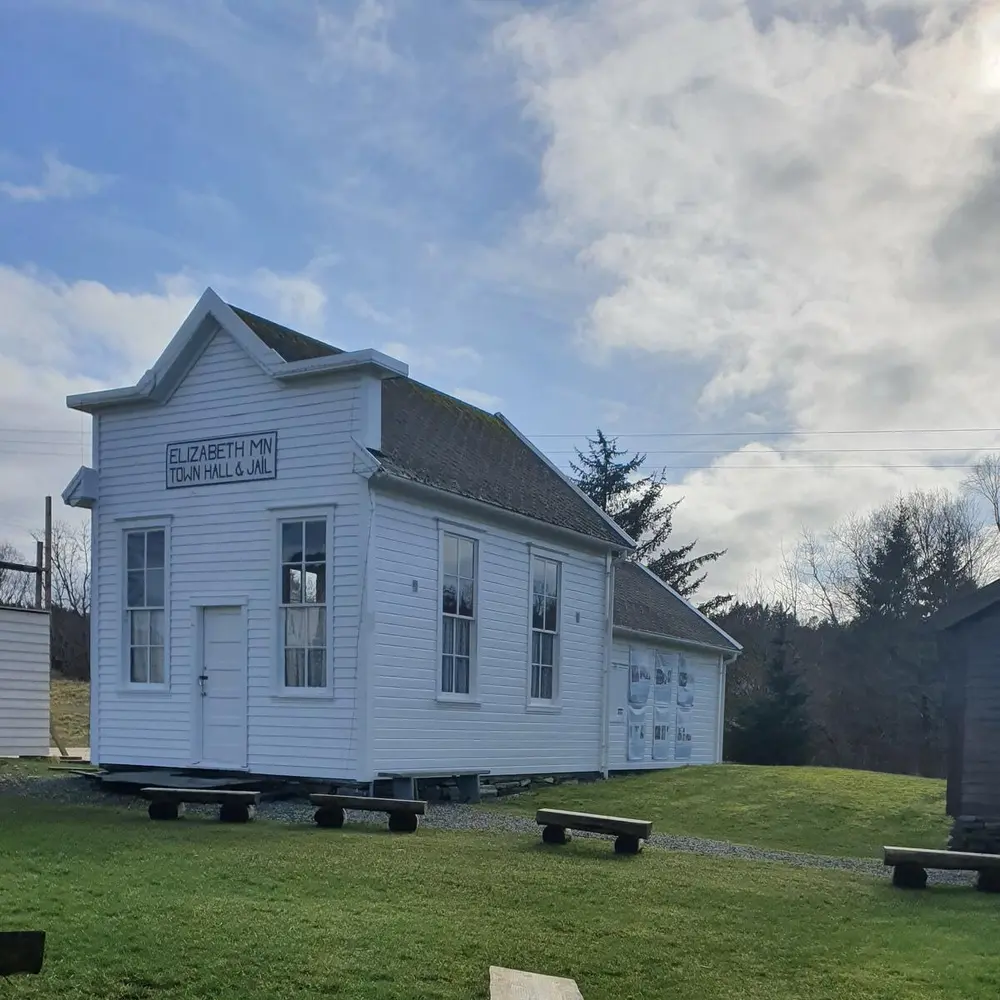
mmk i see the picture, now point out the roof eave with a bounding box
[612,623,741,656]
[371,470,632,553]
[272,348,408,381]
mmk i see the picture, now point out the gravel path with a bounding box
[2,772,973,886]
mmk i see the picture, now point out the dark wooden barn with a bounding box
[937,578,1000,853]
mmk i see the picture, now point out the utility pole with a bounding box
[43,495,52,610]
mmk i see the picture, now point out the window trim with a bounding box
[436,526,480,703]
[272,507,335,699]
[526,544,562,708]
[119,520,171,693]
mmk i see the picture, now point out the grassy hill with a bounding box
[50,675,90,746]
[494,764,950,858]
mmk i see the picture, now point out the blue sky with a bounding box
[3,0,1000,597]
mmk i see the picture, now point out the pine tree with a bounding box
[571,429,728,603]
[853,501,920,621]
[725,612,811,766]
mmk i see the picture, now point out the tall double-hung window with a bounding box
[441,532,476,696]
[125,528,166,685]
[530,556,560,701]
[280,518,328,690]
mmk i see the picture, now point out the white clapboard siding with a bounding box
[0,608,50,756]
[94,328,365,778]
[369,491,608,776]
[607,636,722,770]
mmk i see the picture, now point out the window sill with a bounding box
[272,687,335,700]
[435,693,481,707]
[116,684,171,696]
[526,701,562,714]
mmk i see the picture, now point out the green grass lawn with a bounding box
[2,797,997,999]
[493,765,950,859]
[49,675,89,746]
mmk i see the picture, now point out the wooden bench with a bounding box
[490,965,583,999]
[884,845,1000,891]
[0,931,45,977]
[310,793,427,833]
[535,808,652,855]
[377,769,489,803]
[140,787,260,823]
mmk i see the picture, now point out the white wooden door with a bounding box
[199,606,247,769]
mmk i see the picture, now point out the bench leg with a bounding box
[388,811,419,834]
[314,806,346,828]
[219,802,255,824]
[541,824,569,845]
[977,869,1000,893]
[891,863,927,889]
[148,801,183,821]
[614,835,642,855]
[456,774,481,804]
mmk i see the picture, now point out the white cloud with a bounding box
[498,0,1000,597]
[453,387,502,410]
[380,340,483,377]
[0,152,112,203]
[315,0,399,76]
[0,266,200,555]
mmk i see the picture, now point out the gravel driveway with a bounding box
[2,771,973,886]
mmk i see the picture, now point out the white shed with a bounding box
[0,607,51,757]
[63,289,740,786]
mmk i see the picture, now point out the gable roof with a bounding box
[372,378,631,547]
[228,306,343,362]
[65,288,634,551]
[613,559,741,653]
[934,579,1000,631]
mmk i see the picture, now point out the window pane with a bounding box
[130,646,148,684]
[126,532,145,570]
[531,662,540,699]
[441,655,454,693]
[145,530,165,569]
[283,565,302,604]
[455,657,470,695]
[282,521,304,563]
[455,618,471,656]
[126,570,145,608]
[307,648,326,688]
[442,616,454,654]
[146,569,164,609]
[303,564,325,604]
[540,664,553,700]
[442,575,457,615]
[459,580,474,618]
[130,610,148,645]
[532,594,545,631]
[546,560,558,597]
[304,520,326,562]
[458,538,474,579]
[531,630,541,665]
[308,607,325,648]
[443,534,458,576]
[284,648,305,687]
[285,607,307,647]
[148,646,165,685]
[544,596,558,632]
[540,632,554,665]
[532,558,545,595]
[149,609,165,646]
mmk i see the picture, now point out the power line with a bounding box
[532,427,1000,438]
[546,446,1000,456]
[555,463,986,472]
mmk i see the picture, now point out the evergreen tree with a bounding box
[725,612,811,766]
[571,429,728,603]
[853,501,920,621]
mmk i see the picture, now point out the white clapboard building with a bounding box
[0,606,51,757]
[62,289,740,785]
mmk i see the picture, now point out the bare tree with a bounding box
[965,454,1000,533]
[0,541,34,607]
[33,519,90,615]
